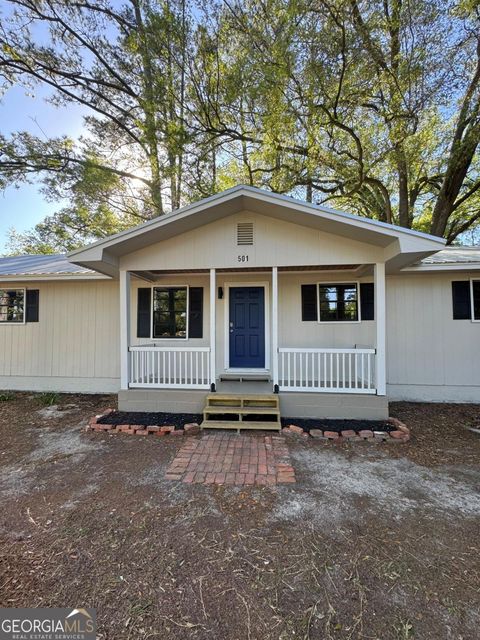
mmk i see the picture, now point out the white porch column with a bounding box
[209,268,216,391]
[272,267,279,392]
[120,269,131,390]
[374,262,386,396]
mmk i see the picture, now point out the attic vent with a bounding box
[237,222,254,246]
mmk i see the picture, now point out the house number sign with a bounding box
[237,255,249,263]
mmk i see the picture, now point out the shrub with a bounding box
[0,392,14,402]
[39,391,60,406]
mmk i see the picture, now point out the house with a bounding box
[0,185,479,421]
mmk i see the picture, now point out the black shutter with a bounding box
[301,284,318,321]
[137,288,151,337]
[360,283,374,320]
[472,280,480,320]
[189,287,203,338]
[452,281,471,320]
[25,289,39,322]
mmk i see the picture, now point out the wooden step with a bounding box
[206,394,279,409]
[204,407,280,416]
[201,392,281,432]
[201,420,281,432]
[206,393,278,401]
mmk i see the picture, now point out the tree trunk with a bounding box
[430,134,479,237]
[132,0,164,216]
[430,36,480,237]
[397,151,411,227]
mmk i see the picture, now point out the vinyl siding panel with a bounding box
[387,272,480,399]
[1,270,478,402]
[0,280,119,391]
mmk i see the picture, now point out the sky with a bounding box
[0,83,87,251]
[0,0,89,253]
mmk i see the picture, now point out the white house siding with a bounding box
[0,279,120,392]
[386,272,480,402]
[1,264,478,405]
[119,210,386,272]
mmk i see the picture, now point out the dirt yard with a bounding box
[0,393,479,640]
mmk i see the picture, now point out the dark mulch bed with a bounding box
[281,417,394,433]
[98,410,393,433]
[97,411,202,429]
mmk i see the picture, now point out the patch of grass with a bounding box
[38,391,60,406]
[395,619,414,639]
[0,392,15,402]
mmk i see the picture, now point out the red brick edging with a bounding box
[87,410,409,444]
[282,416,410,443]
[86,409,200,437]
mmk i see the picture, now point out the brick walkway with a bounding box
[165,434,296,485]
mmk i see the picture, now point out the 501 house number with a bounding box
[237,255,249,263]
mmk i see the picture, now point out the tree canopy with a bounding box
[1,0,480,253]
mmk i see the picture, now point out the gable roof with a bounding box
[68,185,446,277]
[0,254,106,280]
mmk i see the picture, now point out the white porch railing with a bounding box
[129,346,211,389]
[278,348,376,393]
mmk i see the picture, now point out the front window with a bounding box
[0,289,25,323]
[153,287,187,338]
[318,284,358,322]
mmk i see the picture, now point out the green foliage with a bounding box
[0,392,15,402]
[0,0,479,246]
[38,391,60,407]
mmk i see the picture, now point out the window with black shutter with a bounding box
[138,286,204,339]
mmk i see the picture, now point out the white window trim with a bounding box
[0,287,26,325]
[471,278,480,323]
[151,284,190,340]
[223,281,271,372]
[317,281,362,324]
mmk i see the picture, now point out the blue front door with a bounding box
[229,287,265,368]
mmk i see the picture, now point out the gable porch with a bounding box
[118,263,388,419]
